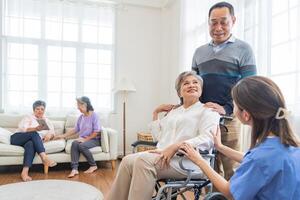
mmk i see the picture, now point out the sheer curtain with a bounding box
[244,0,300,137]
[1,0,115,115]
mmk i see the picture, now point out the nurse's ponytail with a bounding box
[232,76,299,148]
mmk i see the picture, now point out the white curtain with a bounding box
[1,0,115,116]
[244,0,300,137]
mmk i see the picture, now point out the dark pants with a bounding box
[71,138,100,170]
[10,132,45,167]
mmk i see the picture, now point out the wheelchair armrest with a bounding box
[131,140,158,148]
[178,149,216,172]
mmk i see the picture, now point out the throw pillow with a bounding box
[0,127,13,144]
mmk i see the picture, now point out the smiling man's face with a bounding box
[209,7,236,44]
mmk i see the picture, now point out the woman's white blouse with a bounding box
[149,101,220,150]
[16,115,55,138]
[149,101,220,174]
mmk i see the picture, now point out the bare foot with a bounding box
[68,170,79,178]
[21,173,32,182]
[84,166,98,174]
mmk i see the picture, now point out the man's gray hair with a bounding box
[175,71,203,98]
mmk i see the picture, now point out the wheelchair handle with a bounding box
[131,140,158,148]
[220,115,233,121]
[176,149,209,157]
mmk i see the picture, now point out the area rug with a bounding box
[0,179,103,200]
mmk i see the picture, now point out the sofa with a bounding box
[0,113,118,173]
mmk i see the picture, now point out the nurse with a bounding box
[180,76,300,200]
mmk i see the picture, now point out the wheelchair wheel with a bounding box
[204,192,227,200]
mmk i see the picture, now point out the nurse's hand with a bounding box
[179,143,204,164]
[213,126,223,150]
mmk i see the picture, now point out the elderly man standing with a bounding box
[191,2,257,180]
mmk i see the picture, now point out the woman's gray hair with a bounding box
[32,100,46,110]
[76,96,94,112]
[175,71,203,97]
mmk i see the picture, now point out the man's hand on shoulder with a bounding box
[154,104,176,114]
[204,102,226,115]
[153,104,176,120]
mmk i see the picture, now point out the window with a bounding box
[244,0,300,110]
[179,0,211,70]
[1,0,115,114]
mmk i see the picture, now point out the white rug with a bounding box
[0,179,103,200]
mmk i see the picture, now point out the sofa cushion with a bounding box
[65,139,102,154]
[65,115,78,129]
[51,120,65,135]
[0,143,24,156]
[44,139,66,154]
[0,127,13,144]
[0,139,66,156]
[0,114,24,129]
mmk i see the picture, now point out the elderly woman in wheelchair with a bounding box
[106,71,220,200]
[180,76,300,200]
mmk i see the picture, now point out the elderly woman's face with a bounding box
[180,75,202,100]
[34,106,45,118]
[77,102,87,113]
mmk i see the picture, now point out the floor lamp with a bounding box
[116,78,136,158]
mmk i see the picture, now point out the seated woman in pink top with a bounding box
[54,96,101,178]
[11,100,57,182]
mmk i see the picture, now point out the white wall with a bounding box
[109,1,182,155]
[111,4,164,155]
[160,0,181,104]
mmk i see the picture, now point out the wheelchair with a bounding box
[131,116,232,200]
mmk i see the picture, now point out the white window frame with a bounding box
[0,0,116,114]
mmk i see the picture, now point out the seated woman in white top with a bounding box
[10,100,57,182]
[106,71,220,200]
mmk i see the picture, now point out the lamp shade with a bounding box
[115,77,136,92]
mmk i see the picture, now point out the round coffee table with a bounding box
[0,180,103,200]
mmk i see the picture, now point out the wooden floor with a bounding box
[0,161,117,198]
[0,160,197,199]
